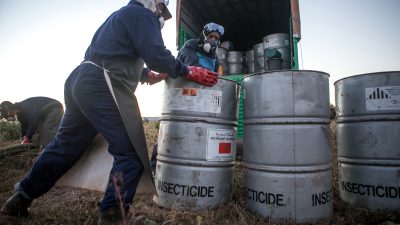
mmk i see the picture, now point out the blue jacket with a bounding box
[15,97,60,139]
[176,39,220,72]
[84,0,188,78]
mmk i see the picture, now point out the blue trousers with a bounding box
[20,63,143,211]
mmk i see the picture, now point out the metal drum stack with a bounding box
[245,49,255,74]
[216,47,228,75]
[154,77,239,210]
[335,71,400,210]
[227,51,244,75]
[263,33,291,69]
[242,70,333,223]
[253,42,265,72]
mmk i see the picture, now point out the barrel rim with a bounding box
[160,115,238,126]
[262,32,290,38]
[243,162,332,173]
[227,51,243,54]
[170,75,240,86]
[217,76,241,85]
[158,155,236,166]
[338,157,400,166]
[333,71,400,85]
[241,70,331,81]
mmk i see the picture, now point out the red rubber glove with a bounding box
[186,66,218,87]
[147,71,169,85]
[21,136,29,144]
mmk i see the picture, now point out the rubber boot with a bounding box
[97,207,128,225]
[0,192,32,217]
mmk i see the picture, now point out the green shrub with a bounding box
[0,119,21,141]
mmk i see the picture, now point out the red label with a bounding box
[218,143,231,154]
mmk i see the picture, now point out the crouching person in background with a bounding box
[0,97,64,147]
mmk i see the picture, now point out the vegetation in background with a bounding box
[0,121,399,225]
[0,119,21,142]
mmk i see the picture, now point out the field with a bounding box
[0,121,399,225]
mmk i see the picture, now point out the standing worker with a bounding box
[0,0,218,224]
[0,97,64,147]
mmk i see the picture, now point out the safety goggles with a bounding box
[204,23,224,36]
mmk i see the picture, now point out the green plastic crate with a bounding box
[223,74,245,139]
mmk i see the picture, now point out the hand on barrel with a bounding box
[146,71,169,85]
[186,66,218,87]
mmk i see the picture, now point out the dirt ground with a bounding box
[0,121,399,225]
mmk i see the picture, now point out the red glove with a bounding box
[147,71,169,85]
[21,136,30,144]
[186,66,218,87]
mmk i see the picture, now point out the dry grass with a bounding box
[0,121,399,225]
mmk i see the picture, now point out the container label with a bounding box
[265,39,289,48]
[157,179,215,198]
[365,86,400,111]
[284,40,289,46]
[164,88,222,114]
[245,187,285,206]
[340,180,400,199]
[206,128,236,161]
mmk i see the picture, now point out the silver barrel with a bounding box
[216,48,228,75]
[263,33,291,69]
[253,42,265,72]
[216,47,228,62]
[242,71,332,223]
[335,71,400,211]
[219,61,228,76]
[245,50,255,74]
[154,77,239,210]
[263,33,290,49]
[227,51,243,75]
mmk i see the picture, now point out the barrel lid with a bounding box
[241,70,330,82]
[334,71,400,85]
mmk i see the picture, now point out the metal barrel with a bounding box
[275,47,291,69]
[245,50,255,74]
[216,47,228,62]
[219,61,228,76]
[154,77,239,210]
[267,58,283,71]
[263,33,291,69]
[335,71,400,211]
[263,33,290,49]
[253,42,266,72]
[227,51,244,75]
[216,48,228,75]
[242,70,332,223]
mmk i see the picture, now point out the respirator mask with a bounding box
[202,39,218,55]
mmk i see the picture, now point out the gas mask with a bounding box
[202,40,218,55]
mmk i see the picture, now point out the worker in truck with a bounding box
[177,22,225,74]
[150,22,225,175]
[0,97,64,147]
[0,0,218,224]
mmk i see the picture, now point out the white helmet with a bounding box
[136,0,172,20]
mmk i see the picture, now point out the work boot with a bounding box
[97,207,128,225]
[0,192,32,217]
